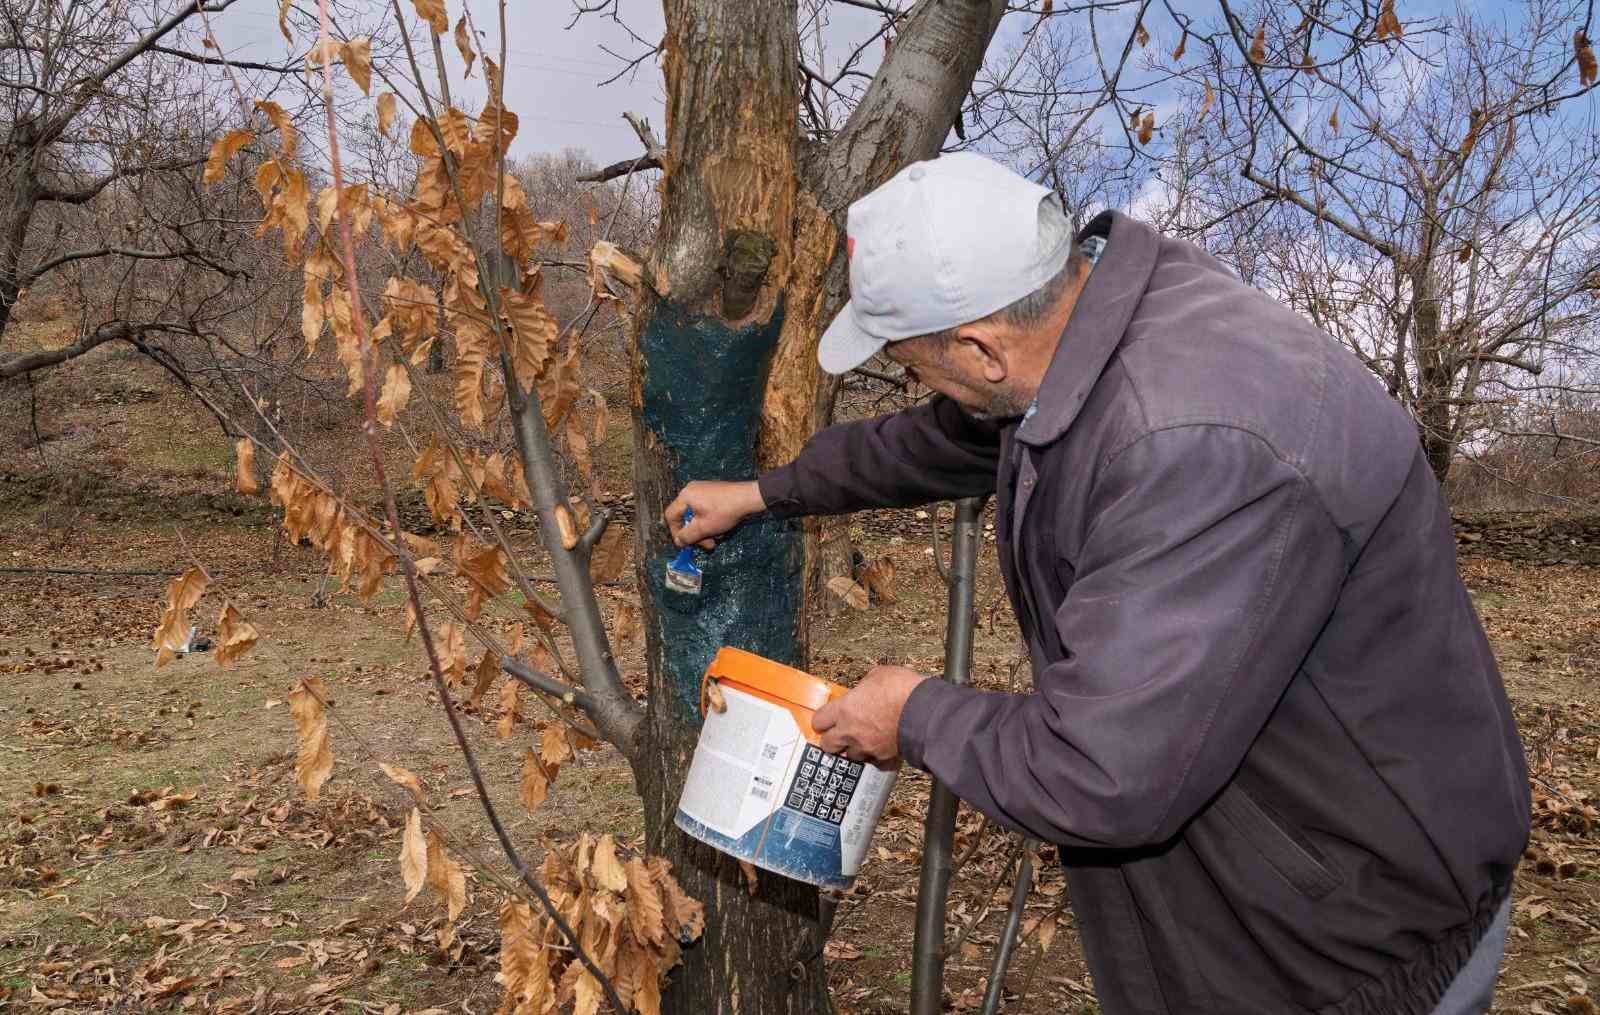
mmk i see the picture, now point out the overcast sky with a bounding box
[207,1,898,167]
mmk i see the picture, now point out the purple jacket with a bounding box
[759,211,1530,1014]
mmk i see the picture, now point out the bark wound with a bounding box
[720,231,775,321]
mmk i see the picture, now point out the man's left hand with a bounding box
[812,664,929,769]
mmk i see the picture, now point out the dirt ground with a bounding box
[2,350,1597,1014]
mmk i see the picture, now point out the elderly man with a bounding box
[665,153,1529,1015]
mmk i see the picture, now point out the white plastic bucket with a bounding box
[674,647,897,889]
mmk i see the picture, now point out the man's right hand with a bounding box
[664,480,766,549]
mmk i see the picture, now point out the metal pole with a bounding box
[980,844,1035,1014]
[909,496,985,1015]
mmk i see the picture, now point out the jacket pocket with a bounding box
[1214,783,1342,900]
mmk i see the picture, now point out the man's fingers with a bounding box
[812,703,838,732]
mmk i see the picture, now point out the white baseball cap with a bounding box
[817,151,1074,375]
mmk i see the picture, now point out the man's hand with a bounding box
[812,665,929,769]
[664,480,766,549]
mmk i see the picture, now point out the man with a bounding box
[665,153,1529,1014]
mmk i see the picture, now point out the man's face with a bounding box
[884,334,1033,421]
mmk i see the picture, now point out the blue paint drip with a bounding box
[639,299,803,722]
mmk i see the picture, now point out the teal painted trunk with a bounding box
[638,298,804,723]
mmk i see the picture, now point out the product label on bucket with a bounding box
[675,683,895,889]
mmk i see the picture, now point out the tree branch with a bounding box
[35,156,206,204]
[0,321,133,378]
[577,153,661,183]
[1239,168,1397,258]
[148,43,300,74]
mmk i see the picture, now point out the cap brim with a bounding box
[817,301,886,375]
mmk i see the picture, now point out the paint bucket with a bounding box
[674,647,897,889]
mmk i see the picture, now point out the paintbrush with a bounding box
[666,507,703,594]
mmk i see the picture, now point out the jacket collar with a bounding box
[1015,210,1161,448]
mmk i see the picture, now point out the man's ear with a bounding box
[953,323,1009,384]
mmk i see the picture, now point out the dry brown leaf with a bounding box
[456,538,511,620]
[379,762,425,800]
[376,92,398,136]
[1374,0,1403,40]
[826,575,869,611]
[425,830,467,921]
[153,566,210,667]
[574,970,603,1015]
[1134,21,1149,47]
[454,16,475,76]
[625,858,666,946]
[1172,32,1187,61]
[1577,30,1597,88]
[1329,105,1341,133]
[1138,110,1155,145]
[204,129,252,186]
[649,857,704,941]
[612,601,642,645]
[400,807,427,904]
[567,411,595,493]
[497,900,551,1013]
[497,679,521,740]
[376,363,411,426]
[502,287,556,388]
[412,0,447,34]
[234,438,260,495]
[253,99,298,159]
[704,679,727,714]
[519,748,550,811]
[339,37,372,94]
[539,342,582,431]
[541,723,575,771]
[277,0,293,42]
[288,677,334,800]
[1249,22,1267,64]
[592,834,629,894]
[470,650,499,708]
[824,939,863,960]
[215,603,259,668]
[590,524,629,583]
[738,859,758,896]
[1199,81,1216,120]
[432,620,464,686]
[858,555,897,605]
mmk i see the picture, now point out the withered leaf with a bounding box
[826,575,870,611]
[1138,110,1155,146]
[339,37,372,94]
[1199,81,1216,120]
[376,363,411,426]
[519,748,550,811]
[425,829,467,921]
[704,679,727,715]
[470,650,499,708]
[234,438,260,495]
[612,601,642,645]
[574,970,603,1015]
[379,762,425,800]
[1374,0,1403,40]
[400,807,427,903]
[625,858,666,946]
[541,723,575,771]
[412,0,447,35]
[858,555,898,605]
[497,679,520,740]
[592,834,628,893]
[253,99,298,159]
[590,524,629,584]
[454,16,475,77]
[1172,32,1187,61]
[649,857,704,941]
[738,859,758,895]
[1577,30,1597,88]
[204,129,253,186]
[1249,22,1267,64]
[377,92,398,136]
[288,677,334,800]
[1134,21,1149,47]
[215,603,259,668]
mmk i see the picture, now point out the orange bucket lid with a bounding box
[701,647,845,717]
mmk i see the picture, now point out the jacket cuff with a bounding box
[757,466,805,518]
[897,676,963,770]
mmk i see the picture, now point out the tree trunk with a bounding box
[626,2,1004,1011]
[1410,263,1455,483]
[0,138,38,341]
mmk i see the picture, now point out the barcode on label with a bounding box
[750,787,769,800]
